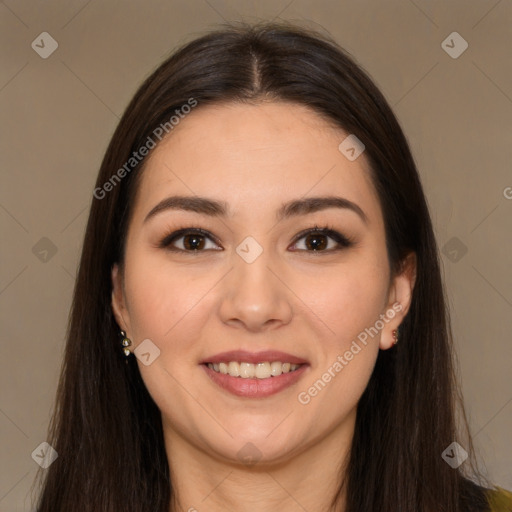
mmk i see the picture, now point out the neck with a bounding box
[164,408,355,512]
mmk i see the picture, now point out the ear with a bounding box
[380,251,417,350]
[111,263,131,335]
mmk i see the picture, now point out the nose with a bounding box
[217,249,293,333]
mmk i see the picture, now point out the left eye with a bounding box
[294,231,339,252]
[290,228,352,252]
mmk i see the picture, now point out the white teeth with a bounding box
[228,361,240,377]
[255,362,271,379]
[239,362,255,378]
[207,361,302,379]
[270,361,283,376]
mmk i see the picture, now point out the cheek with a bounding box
[121,255,210,409]
[301,257,390,345]
[295,265,386,424]
[122,253,206,344]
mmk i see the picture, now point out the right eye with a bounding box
[159,228,222,252]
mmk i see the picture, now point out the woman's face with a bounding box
[112,101,415,466]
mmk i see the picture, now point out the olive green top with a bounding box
[487,487,512,511]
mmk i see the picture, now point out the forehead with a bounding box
[131,101,381,225]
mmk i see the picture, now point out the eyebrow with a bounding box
[143,195,368,225]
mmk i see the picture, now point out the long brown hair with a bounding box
[35,21,492,511]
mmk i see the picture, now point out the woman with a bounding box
[35,22,512,511]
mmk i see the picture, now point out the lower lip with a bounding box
[201,364,309,398]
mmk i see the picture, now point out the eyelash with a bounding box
[158,224,355,254]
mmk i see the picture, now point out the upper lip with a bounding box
[201,350,308,365]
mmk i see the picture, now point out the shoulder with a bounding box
[486,486,512,512]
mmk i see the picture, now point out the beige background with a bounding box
[1,0,511,510]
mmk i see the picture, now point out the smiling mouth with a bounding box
[205,361,303,379]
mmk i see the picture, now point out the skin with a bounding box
[111,101,416,512]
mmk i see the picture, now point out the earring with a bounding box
[392,328,399,345]
[120,330,132,356]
